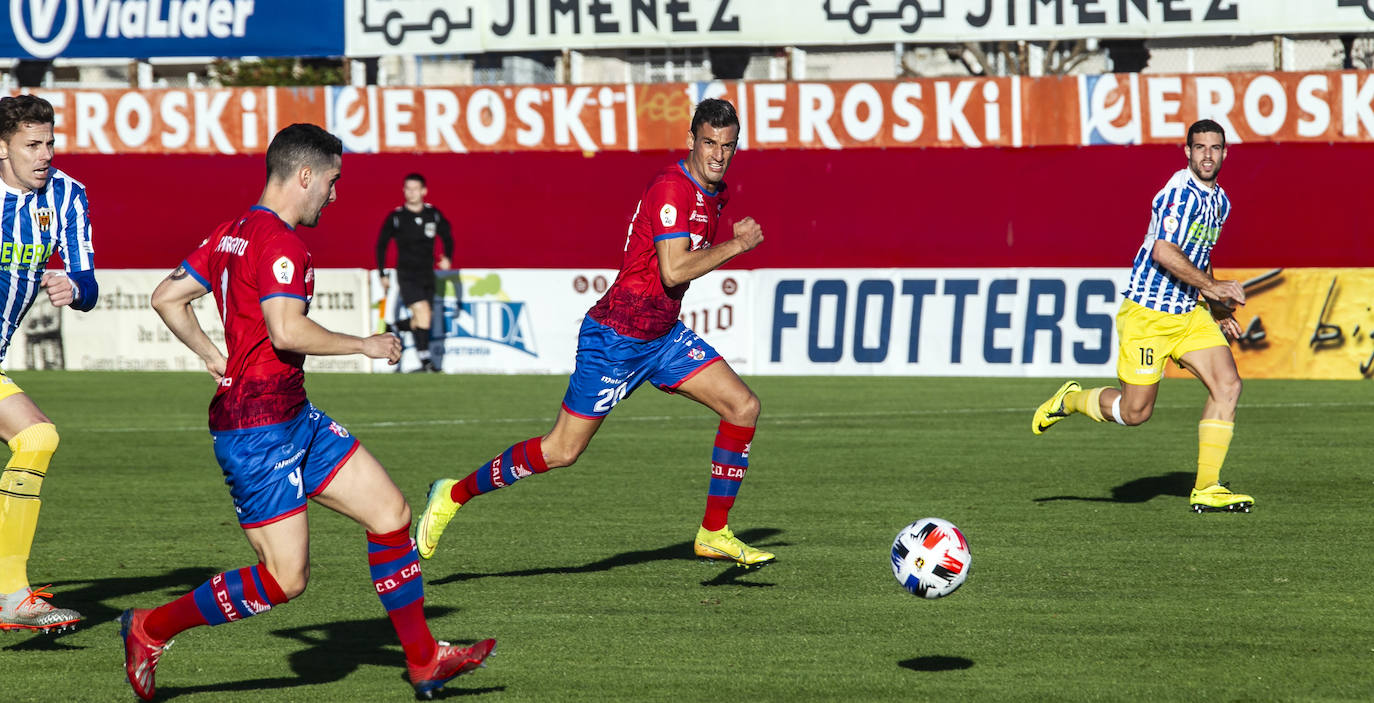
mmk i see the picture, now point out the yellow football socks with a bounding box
[0,423,59,593]
[1067,387,1108,422]
[1195,419,1234,490]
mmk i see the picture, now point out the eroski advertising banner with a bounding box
[344,0,1374,56]
[11,70,1374,154]
[3,0,344,59]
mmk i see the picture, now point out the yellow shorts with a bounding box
[1115,299,1228,385]
[0,372,24,402]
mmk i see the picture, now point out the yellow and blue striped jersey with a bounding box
[1123,167,1230,314]
[0,168,97,362]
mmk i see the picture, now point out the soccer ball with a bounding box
[890,517,971,599]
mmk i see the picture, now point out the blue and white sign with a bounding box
[3,0,344,59]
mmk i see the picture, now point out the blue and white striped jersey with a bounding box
[0,168,96,362]
[1123,167,1230,314]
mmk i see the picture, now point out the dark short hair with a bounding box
[0,94,55,141]
[1187,119,1226,147]
[404,172,426,187]
[265,123,342,183]
[690,98,740,137]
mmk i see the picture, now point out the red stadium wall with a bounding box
[68,142,1371,271]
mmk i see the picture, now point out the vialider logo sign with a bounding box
[10,0,77,59]
[9,0,258,59]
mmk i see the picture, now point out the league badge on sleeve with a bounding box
[273,256,295,284]
[1162,215,1179,234]
[660,204,677,227]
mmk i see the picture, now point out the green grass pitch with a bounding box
[1,371,1370,702]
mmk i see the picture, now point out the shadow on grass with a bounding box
[899,655,974,672]
[429,527,784,587]
[156,608,503,700]
[4,567,217,651]
[1033,471,1192,504]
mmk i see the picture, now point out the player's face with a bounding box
[0,121,55,193]
[1186,132,1226,186]
[403,179,426,207]
[300,157,342,228]
[685,124,739,191]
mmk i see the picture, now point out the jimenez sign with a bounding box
[345,0,1374,56]
[2,0,343,59]
[12,70,1374,154]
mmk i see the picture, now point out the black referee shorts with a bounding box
[396,271,436,307]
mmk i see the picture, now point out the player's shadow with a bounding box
[429,527,784,588]
[4,566,217,651]
[899,655,974,672]
[155,607,503,700]
[1033,471,1193,504]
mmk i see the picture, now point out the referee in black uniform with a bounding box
[376,173,454,372]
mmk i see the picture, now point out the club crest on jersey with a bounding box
[689,348,705,361]
[660,204,677,227]
[329,421,349,438]
[273,257,295,284]
[33,208,54,233]
[424,222,436,238]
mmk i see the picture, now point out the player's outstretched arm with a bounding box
[152,267,227,380]
[1151,241,1246,308]
[656,216,764,288]
[262,297,401,364]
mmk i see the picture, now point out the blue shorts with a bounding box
[562,316,722,418]
[211,403,360,528]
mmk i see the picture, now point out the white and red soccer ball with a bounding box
[891,517,970,599]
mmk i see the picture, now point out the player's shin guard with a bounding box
[368,526,436,666]
[702,421,754,531]
[1196,419,1235,489]
[450,437,548,504]
[144,564,287,641]
[1068,388,1109,422]
[0,423,58,593]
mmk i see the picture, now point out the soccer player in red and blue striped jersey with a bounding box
[417,99,775,568]
[120,124,493,701]
[0,95,98,633]
[1032,119,1253,513]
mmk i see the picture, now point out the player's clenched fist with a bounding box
[364,332,403,364]
[732,216,763,252]
[40,271,76,307]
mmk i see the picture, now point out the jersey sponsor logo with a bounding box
[215,235,249,256]
[273,256,295,284]
[0,241,55,267]
[1185,221,1221,245]
[659,204,677,227]
[689,211,709,224]
[1162,215,1179,234]
[33,207,53,233]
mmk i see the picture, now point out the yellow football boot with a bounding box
[1032,380,1081,435]
[416,479,463,560]
[694,526,775,568]
[1189,483,1254,513]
